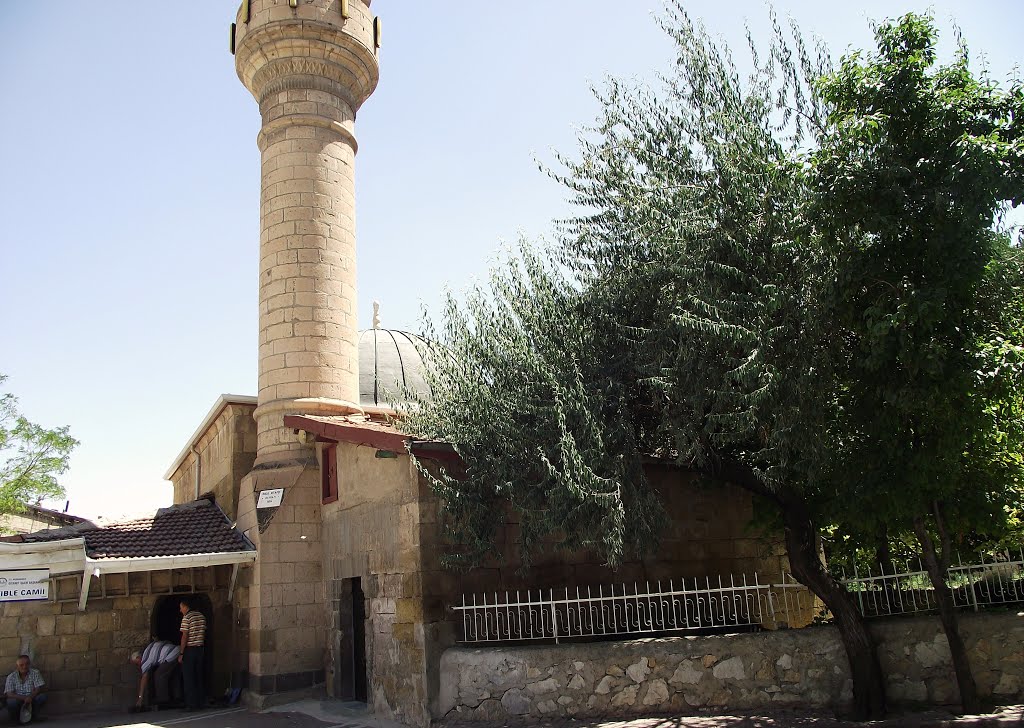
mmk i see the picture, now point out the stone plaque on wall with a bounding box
[257,488,285,509]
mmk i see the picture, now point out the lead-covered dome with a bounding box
[358,328,430,408]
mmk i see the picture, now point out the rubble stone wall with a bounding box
[437,611,1024,720]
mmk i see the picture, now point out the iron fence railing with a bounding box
[452,575,780,643]
[451,549,1024,643]
[838,548,1024,618]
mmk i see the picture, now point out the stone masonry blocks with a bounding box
[237,0,379,460]
[0,569,233,715]
[237,465,326,696]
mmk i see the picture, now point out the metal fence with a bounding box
[451,549,1024,643]
[838,548,1024,618]
[452,575,781,643]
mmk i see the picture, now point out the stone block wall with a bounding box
[225,441,800,725]
[425,465,790,602]
[437,611,1024,721]
[0,567,235,714]
[234,460,325,699]
[0,508,84,536]
[321,443,432,727]
[169,401,257,519]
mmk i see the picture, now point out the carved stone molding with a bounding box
[256,68,360,118]
[256,113,358,154]
[236,23,378,114]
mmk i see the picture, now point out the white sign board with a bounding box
[0,569,49,602]
[256,488,285,509]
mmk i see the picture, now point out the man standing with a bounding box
[5,655,46,723]
[178,598,207,711]
[129,638,180,711]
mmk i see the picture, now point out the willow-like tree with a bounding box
[809,14,1024,712]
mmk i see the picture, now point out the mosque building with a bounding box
[0,3,792,725]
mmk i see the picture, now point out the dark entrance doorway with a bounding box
[152,593,213,704]
[338,577,367,702]
[152,593,210,643]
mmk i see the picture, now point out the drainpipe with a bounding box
[192,445,201,500]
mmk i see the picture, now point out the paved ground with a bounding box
[15,701,1024,728]
[435,705,1024,727]
[5,699,382,728]
[3,706,327,728]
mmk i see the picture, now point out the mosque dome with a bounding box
[358,325,431,408]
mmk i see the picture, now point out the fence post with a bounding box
[759,572,775,625]
[550,588,559,644]
[853,563,865,616]
[967,555,980,613]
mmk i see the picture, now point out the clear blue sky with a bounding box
[0,1,1020,521]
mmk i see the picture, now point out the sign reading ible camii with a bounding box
[0,569,49,602]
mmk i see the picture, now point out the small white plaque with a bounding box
[0,569,49,602]
[256,488,285,509]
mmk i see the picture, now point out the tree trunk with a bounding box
[874,526,900,616]
[914,513,981,714]
[706,461,888,719]
[874,533,892,578]
[784,507,887,720]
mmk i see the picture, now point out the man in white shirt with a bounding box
[129,639,180,711]
[5,655,46,723]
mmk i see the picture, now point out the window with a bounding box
[321,444,338,504]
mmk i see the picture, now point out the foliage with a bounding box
[406,247,666,569]
[403,8,1022,717]
[978,245,1024,549]
[795,12,1021,711]
[0,374,78,516]
[404,4,833,569]
[809,11,1024,562]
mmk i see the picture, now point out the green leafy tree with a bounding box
[809,15,1024,710]
[0,374,78,517]
[979,247,1024,550]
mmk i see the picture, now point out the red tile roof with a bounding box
[5,499,254,559]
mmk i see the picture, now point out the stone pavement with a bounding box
[2,700,383,728]
[434,704,1024,728]
[14,702,1024,728]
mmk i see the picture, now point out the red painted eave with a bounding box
[282,414,459,463]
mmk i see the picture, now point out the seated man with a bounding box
[129,639,180,711]
[5,655,46,724]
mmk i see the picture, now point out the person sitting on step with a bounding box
[5,655,46,724]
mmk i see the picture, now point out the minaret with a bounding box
[234,0,379,463]
[229,0,380,703]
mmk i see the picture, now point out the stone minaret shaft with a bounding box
[234,0,379,461]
